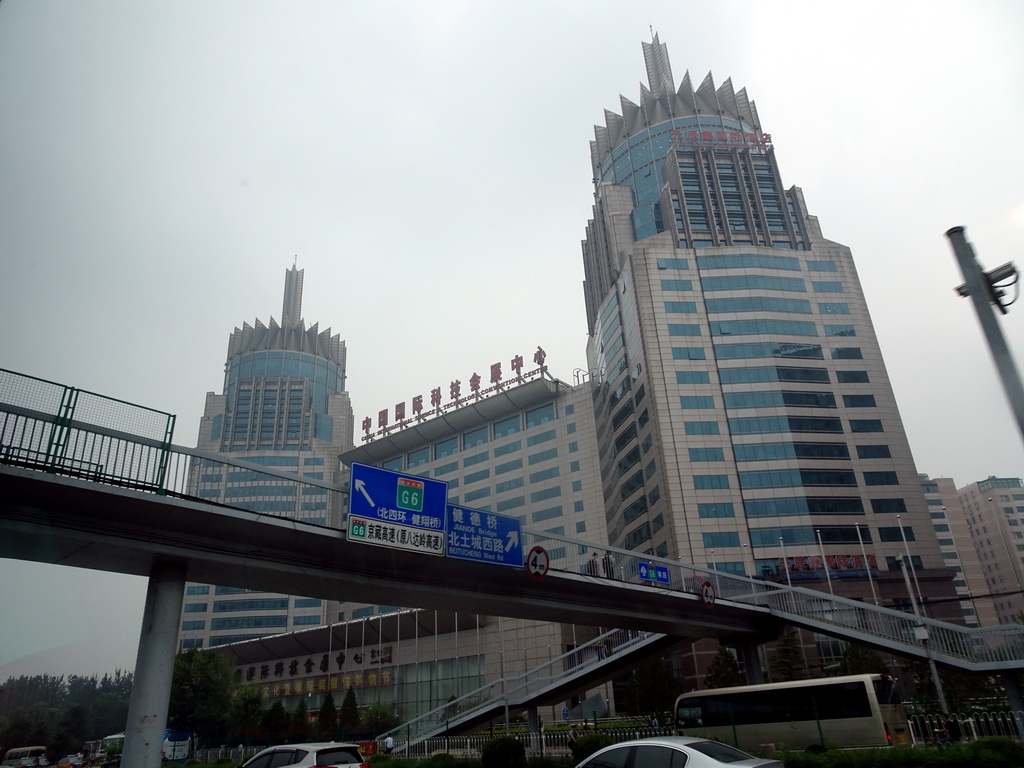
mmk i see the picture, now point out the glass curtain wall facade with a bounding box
[178,266,355,649]
[583,36,957,618]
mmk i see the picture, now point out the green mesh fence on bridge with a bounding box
[0,368,176,491]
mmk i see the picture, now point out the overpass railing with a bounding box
[0,368,175,491]
[520,527,1024,669]
[0,368,347,524]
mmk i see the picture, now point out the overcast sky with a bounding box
[2,0,1023,678]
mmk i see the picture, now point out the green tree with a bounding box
[704,647,744,689]
[338,687,359,736]
[317,692,338,740]
[168,649,236,743]
[290,698,310,742]
[480,735,525,768]
[621,659,683,717]
[767,630,806,681]
[229,685,266,746]
[263,701,290,744]
[360,705,398,738]
[838,643,889,676]
[51,704,89,758]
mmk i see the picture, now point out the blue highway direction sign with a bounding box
[638,562,670,584]
[348,463,448,556]
[446,504,523,567]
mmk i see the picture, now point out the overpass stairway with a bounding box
[384,629,681,748]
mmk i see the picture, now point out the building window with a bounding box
[463,426,488,448]
[672,346,706,360]
[856,444,891,459]
[698,503,735,518]
[818,302,850,314]
[685,421,720,435]
[407,447,429,467]
[435,436,459,459]
[879,526,915,542]
[850,419,884,433]
[495,477,524,494]
[837,370,869,383]
[677,370,711,384]
[813,281,845,293]
[463,451,489,467]
[832,347,863,359]
[689,447,725,462]
[703,531,741,548]
[493,415,521,438]
[680,395,715,409]
[870,498,907,514]
[526,403,556,427]
[694,475,730,490]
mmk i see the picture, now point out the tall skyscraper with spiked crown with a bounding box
[583,35,958,626]
[178,266,354,649]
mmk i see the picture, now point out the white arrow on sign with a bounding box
[505,530,519,552]
[354,478,375,508]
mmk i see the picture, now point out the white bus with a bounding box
[162,730,191,762]
[674,673,909,752]
[2,747,48,767]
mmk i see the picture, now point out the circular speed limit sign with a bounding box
[700,580,716,606]
[526,545,549,579]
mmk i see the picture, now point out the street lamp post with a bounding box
[896,552,948,713]
[856,523,879,605]
[816,529,834,595]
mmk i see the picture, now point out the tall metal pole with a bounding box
[779,537,793,587]
[945,227,1024,445]
[856,523,880,605]
[897,514,927,615]
[897,553,949,714]
[816,529,834,594]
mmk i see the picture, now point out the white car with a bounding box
[240,743,367,768]
[574,736,783,768]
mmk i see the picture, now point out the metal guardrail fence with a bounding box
[0,368,176,491]
[0,368,346,525]
[4,369,1024,675]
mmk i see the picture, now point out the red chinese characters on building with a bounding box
[360,349,551,442]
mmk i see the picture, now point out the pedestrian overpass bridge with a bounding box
[3,368,1024,763]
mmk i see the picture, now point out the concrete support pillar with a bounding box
[527,706,539,733]
[122,562,187,768]
[738,643,765,684]
[527,707,540,755]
